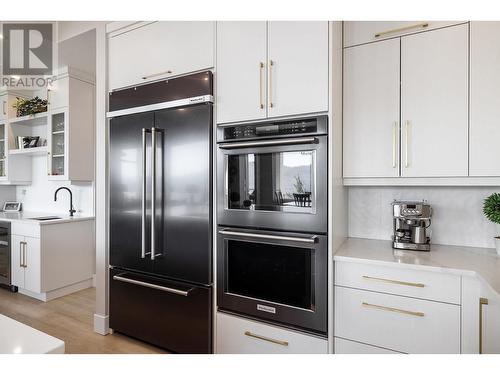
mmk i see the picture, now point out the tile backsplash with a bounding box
[348,186,500,249]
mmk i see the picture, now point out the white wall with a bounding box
[0,186,17,206]
[15,156,94,215]
[348,186,500,249]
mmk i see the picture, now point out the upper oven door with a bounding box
[217,136,327,234]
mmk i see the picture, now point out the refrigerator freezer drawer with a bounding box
[109,268,212,353]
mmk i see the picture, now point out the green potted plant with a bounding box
[483,192,500,255]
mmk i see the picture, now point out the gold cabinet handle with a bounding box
[362,302,425,317]
[479,297,489,354]
[2,100,6,116]
[244,331,289,347]
[47,88,51,104]
[392,122,398,168]
[19,242,23,268]
[404,120,410,168]
[23,242,27,268]
[375,22,429,38]
[259,62,265,109]
[363,275,425,288]
[142,70,173,80]
[269,60,274,108]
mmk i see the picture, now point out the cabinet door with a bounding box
[47,109,68,180]
[216,21,267,124]
[401,24,468,177]
[343,39,400,178]
[108,22,214,90]
[23,236,41,293]
[268,21,329,118]
[470,22,500,176]
[0,94,7,121]
[11,235,24,288]
[48,77,69,111]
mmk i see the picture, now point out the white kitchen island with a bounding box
[0,314,64,354]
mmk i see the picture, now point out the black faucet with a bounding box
[54,187,77,217]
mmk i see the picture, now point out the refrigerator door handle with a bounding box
[151,127,165,260]
[113,274,193,297]
[141,128,151,259]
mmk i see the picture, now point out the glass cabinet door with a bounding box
[50,112,66,176]
[0,123,6,177]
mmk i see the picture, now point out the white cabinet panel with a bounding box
[335,261,461,304]
[267,21,329,118]
[334,337,400,354]
[23,236,41,294]
[216,22,267,124]
[11,234,24,288]
[470,22,500,176]
[343,21,466,47]
[335,286,461,354]
[343,39,400,178]
[480,285,500,353]
[216,312,328,354]
[401,24,468,177]
[109,21,215,90]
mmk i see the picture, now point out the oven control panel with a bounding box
[222,118,322,140]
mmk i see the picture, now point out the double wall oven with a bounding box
[217,116,328,336]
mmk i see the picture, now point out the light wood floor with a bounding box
[0,287,166,354]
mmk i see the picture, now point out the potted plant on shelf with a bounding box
[483,192,500,255]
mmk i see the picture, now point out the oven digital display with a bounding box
[223,119,318,140]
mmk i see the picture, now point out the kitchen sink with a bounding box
[29,216,63,221]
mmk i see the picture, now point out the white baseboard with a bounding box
[18,278,94,302]
[94,313,109,335]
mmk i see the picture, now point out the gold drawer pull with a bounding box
[362,275,425,288]
[142,70,173,80]
[244,331,289,347]
[362,302,425,317]
[479,297,489,354]
[375,22,429,38]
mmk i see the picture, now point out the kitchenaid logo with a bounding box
[1,23,57,89]
[257,304,276,314]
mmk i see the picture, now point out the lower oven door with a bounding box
[217,135,327,234]
[217,227,327,335]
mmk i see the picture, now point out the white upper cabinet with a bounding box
[267,21,329,118]
[108,22,215,91]
[216,22,267,124]
[400,24,469,177]
[470,22,500,177]
[343,21,466,47]
[343,39,400,178]
[216,21,329,124]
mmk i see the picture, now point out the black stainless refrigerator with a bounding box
[107,71,213,353]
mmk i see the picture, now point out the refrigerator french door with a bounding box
[108,71,213,353]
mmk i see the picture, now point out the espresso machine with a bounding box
[392,201,432,251]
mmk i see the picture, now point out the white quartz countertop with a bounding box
[0,314,64,354]
[334,238,500,297]
[0,211,94,225]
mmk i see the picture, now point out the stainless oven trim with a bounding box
[219,139,320,216]
[221,234,318,313]
[217,228,327,334]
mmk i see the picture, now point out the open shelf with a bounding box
[9,112,48,127]
[9,146,48,156]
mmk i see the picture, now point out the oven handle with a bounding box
[218,137,318,149]
[218,229,318,244]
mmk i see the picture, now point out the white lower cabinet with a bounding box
[216,312,328,354]
[334,286,461,354]
[11,220,94,301]
[11,235,41,294]
[334,337,401,354]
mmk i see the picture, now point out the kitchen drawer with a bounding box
[216,312,328,354]
[343,21,466,47]
[335,261,461,304]
[335,286,460,353]
[334,337,401,354]
[109,269,212,353]
[11,222,40,238]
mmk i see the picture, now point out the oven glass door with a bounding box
[226,150,316,214]
[226,239,314,310]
